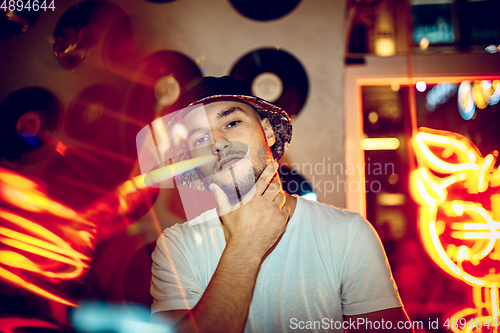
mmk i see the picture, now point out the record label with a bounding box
[154,75,182,108]
[251,72,283,103]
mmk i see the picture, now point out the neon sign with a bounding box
[410,128,500,332]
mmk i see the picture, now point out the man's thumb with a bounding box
[209,183,231,215]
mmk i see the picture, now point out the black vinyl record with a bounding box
[124,50,202,157]
[229,0,301,21]
[278,164,316,199]
[123,242,156,306]
[0,87,61,156]
[53,1,130,70]
[230,48,308,119]
[102,14,137,67]
[0,4,41,39]
[64,84,135,193]
[65,84,121,150]
[349,0,383,7]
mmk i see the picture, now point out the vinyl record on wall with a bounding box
[278,164,317,200]
[66,84,122,150]
[0,5,41,39]
[123,50,202,157]
[123,242,156,306]
[349,0,384,7]
[230,48,308,119]
[102,15,137,67]
[63,84,138,201]
[229,0,301,21]
[0,87,61,157]
[53,1,130,70]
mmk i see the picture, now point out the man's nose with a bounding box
[211,139,232,155]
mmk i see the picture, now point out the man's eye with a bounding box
[194,137,208,146]
[226,120,241,129]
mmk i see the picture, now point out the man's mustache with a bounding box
[186,142,249,175]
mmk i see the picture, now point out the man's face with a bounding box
[181,100,276,203]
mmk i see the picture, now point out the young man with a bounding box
[150,76,414,332]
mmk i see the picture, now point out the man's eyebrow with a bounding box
[186,126,201,140]
[216,106,244,119]
[185,106,244,139]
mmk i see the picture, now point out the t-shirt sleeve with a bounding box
[340,213,403,316]
[150,229,204,314]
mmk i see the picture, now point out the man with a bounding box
[150,76,414,332]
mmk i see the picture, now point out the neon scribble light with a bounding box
[0,167,95,307]
[410,128,500,332]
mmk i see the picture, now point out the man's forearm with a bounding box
[173,241,261,333]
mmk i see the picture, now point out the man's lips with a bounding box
[219,157,242,171]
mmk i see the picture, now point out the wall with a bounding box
[0,0,347,208]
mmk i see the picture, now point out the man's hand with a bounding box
[209,162,291,260]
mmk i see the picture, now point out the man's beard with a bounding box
[217,161,260,205]
[203,144,270,205]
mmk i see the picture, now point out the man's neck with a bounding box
[258,192,296,262]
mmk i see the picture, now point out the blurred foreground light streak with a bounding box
[86,155,215,240]
[142,155,216,186]
[0,168,93,225]
[0,317,58,333]
[0,153,217,308]
[72,301,171,333]
[0,167,95,307]
[410,128,500,332]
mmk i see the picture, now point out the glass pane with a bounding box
[462,0,500,46]
[411,3,456,45]
[416,80,500,159]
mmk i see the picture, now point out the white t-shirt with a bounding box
[151,196,403,332]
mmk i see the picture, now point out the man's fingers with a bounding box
[256,162,279,195]
[240,184,257,206]
[209,183,232,215]
[263,173,282,199]
[282,204,291,221]
[274,192,286,209]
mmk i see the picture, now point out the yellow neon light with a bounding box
[410,128,500,332]
[360,137,400,150]
[0,169,93,226]
[0,167,95,307]
[0,266,75,307]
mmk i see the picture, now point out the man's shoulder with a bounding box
[297,196,362,225]
[160,208,222,243]
[292,197,375,243]
[153,208,225,272]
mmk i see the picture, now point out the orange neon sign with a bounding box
[410,128,500,332]
[0,167,95,307]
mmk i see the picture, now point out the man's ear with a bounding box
[261,118,276,147]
